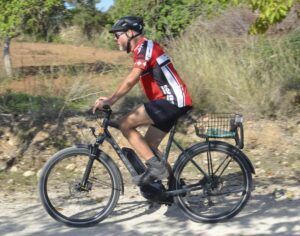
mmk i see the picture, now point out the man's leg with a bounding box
[119,104,155,161]
[144,125,167,158]
[119,105,168,185]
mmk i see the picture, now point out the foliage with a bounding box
[66,0,108,39]
[0,92,64,114]
[108,0,297,40]
[0,0,26,38]
[108,0,215,41]
[0,0,66,41]
[22,0,67,42]
[249,0,296,34]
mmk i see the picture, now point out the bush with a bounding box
[168,27,300,117]
[0,91,64,114]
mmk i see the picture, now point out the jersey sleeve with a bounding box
[133,41,151,71]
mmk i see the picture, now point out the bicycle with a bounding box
[39,105,255,227]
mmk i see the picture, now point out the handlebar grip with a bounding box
[94,105,112,114]
[102,105,111,111]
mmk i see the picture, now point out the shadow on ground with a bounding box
[0,176,299,236]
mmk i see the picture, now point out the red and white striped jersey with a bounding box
[133,37,192,108]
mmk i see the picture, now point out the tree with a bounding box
[0,0,66,77]
[66,0,108,39]
[0,0,24,77]
[109,0,199,41]
[108,0,298,41]
[22,0,67,42]
[249,0,296,34]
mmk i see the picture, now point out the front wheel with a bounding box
[173,142,252,223]
[39,147,122,227]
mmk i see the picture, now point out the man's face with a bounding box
[114,31,128,51]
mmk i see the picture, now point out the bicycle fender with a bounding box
[74,144,124,194]
[75,144,90,149]
[233,149,255,174]
[216,141,255,174]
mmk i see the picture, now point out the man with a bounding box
[93,16,192,186]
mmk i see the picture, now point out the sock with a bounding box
[146,156,160,165]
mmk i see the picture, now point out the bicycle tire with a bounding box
[173,141,252,223]
[39,147,122,227]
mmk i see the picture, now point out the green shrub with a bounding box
[0,91,64,114]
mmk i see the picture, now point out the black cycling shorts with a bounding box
[144,99,192,133]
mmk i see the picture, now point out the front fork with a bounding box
[80,144,100,190]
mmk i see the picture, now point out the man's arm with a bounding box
[93,67,143,112]
[108,67,143,105]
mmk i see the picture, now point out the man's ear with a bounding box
[128,30,133,37]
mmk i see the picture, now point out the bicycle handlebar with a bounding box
[94,105,120,130]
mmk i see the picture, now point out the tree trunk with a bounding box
[3,36,13,77]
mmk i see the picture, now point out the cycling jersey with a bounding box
[133,37,192,108]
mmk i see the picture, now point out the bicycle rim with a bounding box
[175,145,251,222]
[40,150,119,226]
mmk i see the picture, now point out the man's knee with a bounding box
[119,119,134,137]
[119,122,128,136]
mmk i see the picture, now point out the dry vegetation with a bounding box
[0,41,129,68]
[0,7,299,197]
[168,6,300,117]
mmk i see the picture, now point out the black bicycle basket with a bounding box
[194,113,244,149]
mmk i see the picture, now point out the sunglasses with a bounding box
[115,32,125,39]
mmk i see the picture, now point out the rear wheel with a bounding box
[39,147,122,227]
[173,142,252,222]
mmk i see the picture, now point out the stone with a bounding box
[31,131,50,144]
[23,170,35,177]
[273,189,285,199]
[65,164,76,171]
[0,163,7,171]
[10,166,18,172]
[7,179,14,184]
[36,169,43,178]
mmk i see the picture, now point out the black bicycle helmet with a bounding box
[110,16,144,53]
[109,16,144,34]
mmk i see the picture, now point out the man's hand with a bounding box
[93,97,110,114]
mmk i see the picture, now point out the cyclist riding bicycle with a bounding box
[93,16,192,186]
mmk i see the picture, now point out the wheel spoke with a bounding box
[190,158,208,177]
[213,155,232,177]
[174,144,252,223]
[39,148,121,226]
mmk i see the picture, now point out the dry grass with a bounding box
[168,29,300,117]
[0,41,130,69]
[1,29,299,118]
[0,41,132,116]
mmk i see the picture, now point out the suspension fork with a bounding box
[80,144,100,188]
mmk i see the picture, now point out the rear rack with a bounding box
[194,113,244,149]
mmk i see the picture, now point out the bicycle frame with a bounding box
[39,106,255,226]
[78,107,254,198]
[94,121,186,177]
[85,121,207,197]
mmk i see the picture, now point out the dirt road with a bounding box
[0,177,299,236]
